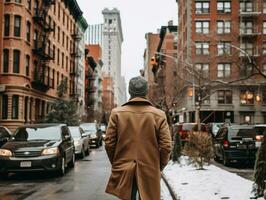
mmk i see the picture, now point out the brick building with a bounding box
[84,44,103,122]
[0,0,87,131]
[176,0,266,124]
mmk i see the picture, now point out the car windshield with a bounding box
[80,124,96,132]
[69,127,81,138]
[254,127,266,136]
[0,127,10,138]
[229,128,256,140]
[14,126,61,141]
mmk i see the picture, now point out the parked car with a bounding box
[253,124,266,148]
[100,124,107,140]
[173,123,206,145]
[0,124,75,177]
[0,126,12,148]
[214,125,258,166]
[69,126,90,158]
[80,123,102,147]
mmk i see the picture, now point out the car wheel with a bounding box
[69,153,75,168]
[222,152,230,166]
[57,157,66,176]
[95,140,99,148]
[86,146,90,155]
[100,139,103,146]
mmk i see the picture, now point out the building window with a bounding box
[240,21,254,34]
[13,50,20,73]
[33,30,38,48]
[218,90,232,104]
[57,49,60,65]
[15,0,21,3]
[217,1,231,13]
[62,32,65,46]
[2,95,8,119]
[58,27,60,42]
[34,0,38,16]
[262,89,266,104]
[217,63,231,78]
[217,21,231,34]
[263,42,266,55]
[240,90,254,105]
[5,0,11,2]
[27,0,31,10]
[195,1,210,14]
[57,71,59,85]
[26,21,31,42]
[195,63,209,78]
[66,56,68,71]
[12,95,19,119]
[62,53,64,68]
[195,42,209,55]
[264,22,266,34]
[195,21,209,34]
[240,1,253,12]
[52,69,55,88]
[4,14,10,37]
[25,55,30,76]
[53,45,55,62]
[3,49,9,73]
[264,1,266,13]
[240,42,255,56]
[217,42,231,55]
[58,2,60,20]
[14,15,21,37]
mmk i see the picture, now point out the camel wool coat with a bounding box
[105,97,172,200]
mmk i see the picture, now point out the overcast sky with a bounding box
[77,0,178,88]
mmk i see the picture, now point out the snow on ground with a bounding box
[163,157,263,200]
[161,179,173,200]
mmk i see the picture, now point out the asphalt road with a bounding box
[0,146,171,200]
[0,146,118,200]
[212,160,254,181]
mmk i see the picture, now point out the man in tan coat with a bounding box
[105,76,172,200]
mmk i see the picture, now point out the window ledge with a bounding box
[1,73,31,80]
[4,36,22,41]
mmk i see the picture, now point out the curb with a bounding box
[161,173,179,200]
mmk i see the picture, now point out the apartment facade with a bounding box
[85,44,103,122]
[0,0,87,131]
[177,0,266,124]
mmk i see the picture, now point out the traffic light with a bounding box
[150,56,158,66]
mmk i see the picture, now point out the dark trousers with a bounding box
[131,178,138,200]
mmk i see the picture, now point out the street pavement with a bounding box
[0,146,118,200]
[212,160,254,181]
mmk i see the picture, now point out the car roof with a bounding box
[227,125,254,129]
[254,124,266,127]
[19,123,66,128]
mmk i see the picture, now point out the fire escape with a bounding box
[70,27,82,100]
[239,1,260,77]
[32,0,55,92]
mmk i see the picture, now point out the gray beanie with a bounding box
[129,76,148,98]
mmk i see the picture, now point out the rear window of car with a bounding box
[228,128,256,140]
[254,127,266,136]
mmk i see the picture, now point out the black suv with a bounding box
[214,125,258,166]
[0,124,75,177]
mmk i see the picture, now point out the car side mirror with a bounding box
[82,134,87,138]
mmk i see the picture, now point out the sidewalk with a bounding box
[162,157,264,200]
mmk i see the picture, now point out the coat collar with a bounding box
[122,97,153,106]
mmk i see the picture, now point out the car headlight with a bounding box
[74,140,81,146]
[0,149,12,157]
[41,147,59,156]
[90,133,97,138]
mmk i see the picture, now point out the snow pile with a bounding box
[163,157,263,200]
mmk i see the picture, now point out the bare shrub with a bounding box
[184,131,214,170]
